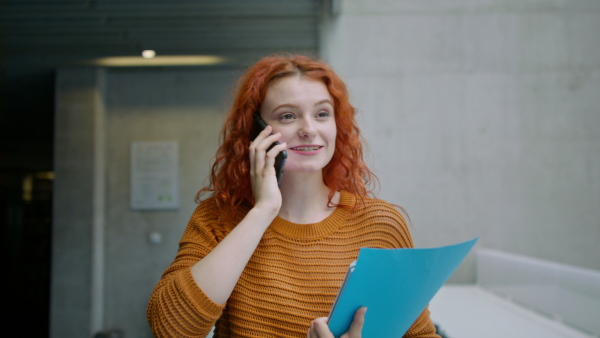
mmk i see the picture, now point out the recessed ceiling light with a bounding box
[142,50,156,58]
[86,55,227,67]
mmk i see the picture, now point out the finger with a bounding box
[344,307,367,337]
[312,317,334,338]
[264,141,287,170]
[252,131,281,159]
[252,125,273,143]
[307,321,317,338]
[249,142,256,176]
[250,125,273,172]
[254,133,282,174]
[258,132,283,152]
[249,141,264,177]
[249,127,272,173]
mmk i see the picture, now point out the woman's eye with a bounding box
[316,111,331,119]
[279,113,295,121]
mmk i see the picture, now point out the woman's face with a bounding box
[259,75,336,175]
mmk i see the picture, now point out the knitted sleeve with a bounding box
[146,198,233,338]
[405,306,440,337]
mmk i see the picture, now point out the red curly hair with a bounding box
[197,54,377,215]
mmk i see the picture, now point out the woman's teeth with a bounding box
[292,146,320,151]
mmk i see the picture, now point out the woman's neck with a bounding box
[278,172,339,224]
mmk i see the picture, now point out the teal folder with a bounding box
[327,237,478,337]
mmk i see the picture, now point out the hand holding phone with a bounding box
[253,115,287,186]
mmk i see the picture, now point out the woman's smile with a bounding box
[289,145,323,155]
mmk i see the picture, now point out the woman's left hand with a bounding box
[307,307,367,338]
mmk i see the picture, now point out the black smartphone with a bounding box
[253,114,287,186]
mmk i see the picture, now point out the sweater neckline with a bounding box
[268,190,356,240]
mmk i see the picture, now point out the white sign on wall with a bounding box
[130,141,179,210]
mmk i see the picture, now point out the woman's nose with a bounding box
[298,118,317,138]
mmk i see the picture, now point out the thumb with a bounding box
[345,307,367,337]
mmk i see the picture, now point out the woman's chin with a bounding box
[281,166,324,177]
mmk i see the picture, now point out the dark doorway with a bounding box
[1,171,53,337]
[1,69,55,337]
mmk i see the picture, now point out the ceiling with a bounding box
[0,0,324,172]
[1,0,323,68]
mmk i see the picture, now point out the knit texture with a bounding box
[148,191,440,337]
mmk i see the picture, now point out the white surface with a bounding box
[477,249,600,335]
[429,285,596,338]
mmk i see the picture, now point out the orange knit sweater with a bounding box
[147,191,440,337]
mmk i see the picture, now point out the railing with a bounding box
[477,249,600,336]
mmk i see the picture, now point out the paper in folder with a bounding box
[327,237,478,337]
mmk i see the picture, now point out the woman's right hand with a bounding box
[249,125,287,216]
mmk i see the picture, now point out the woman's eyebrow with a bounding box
[270,99,333,113]
[270,103,298,113]
[314,99,334,107]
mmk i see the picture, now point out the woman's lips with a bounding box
[289,145,323,156]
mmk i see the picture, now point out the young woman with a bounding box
[147,54,440,338]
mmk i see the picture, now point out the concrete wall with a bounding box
[320,0,600,282]
[53,68,105,338]
[52,67,239,337]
